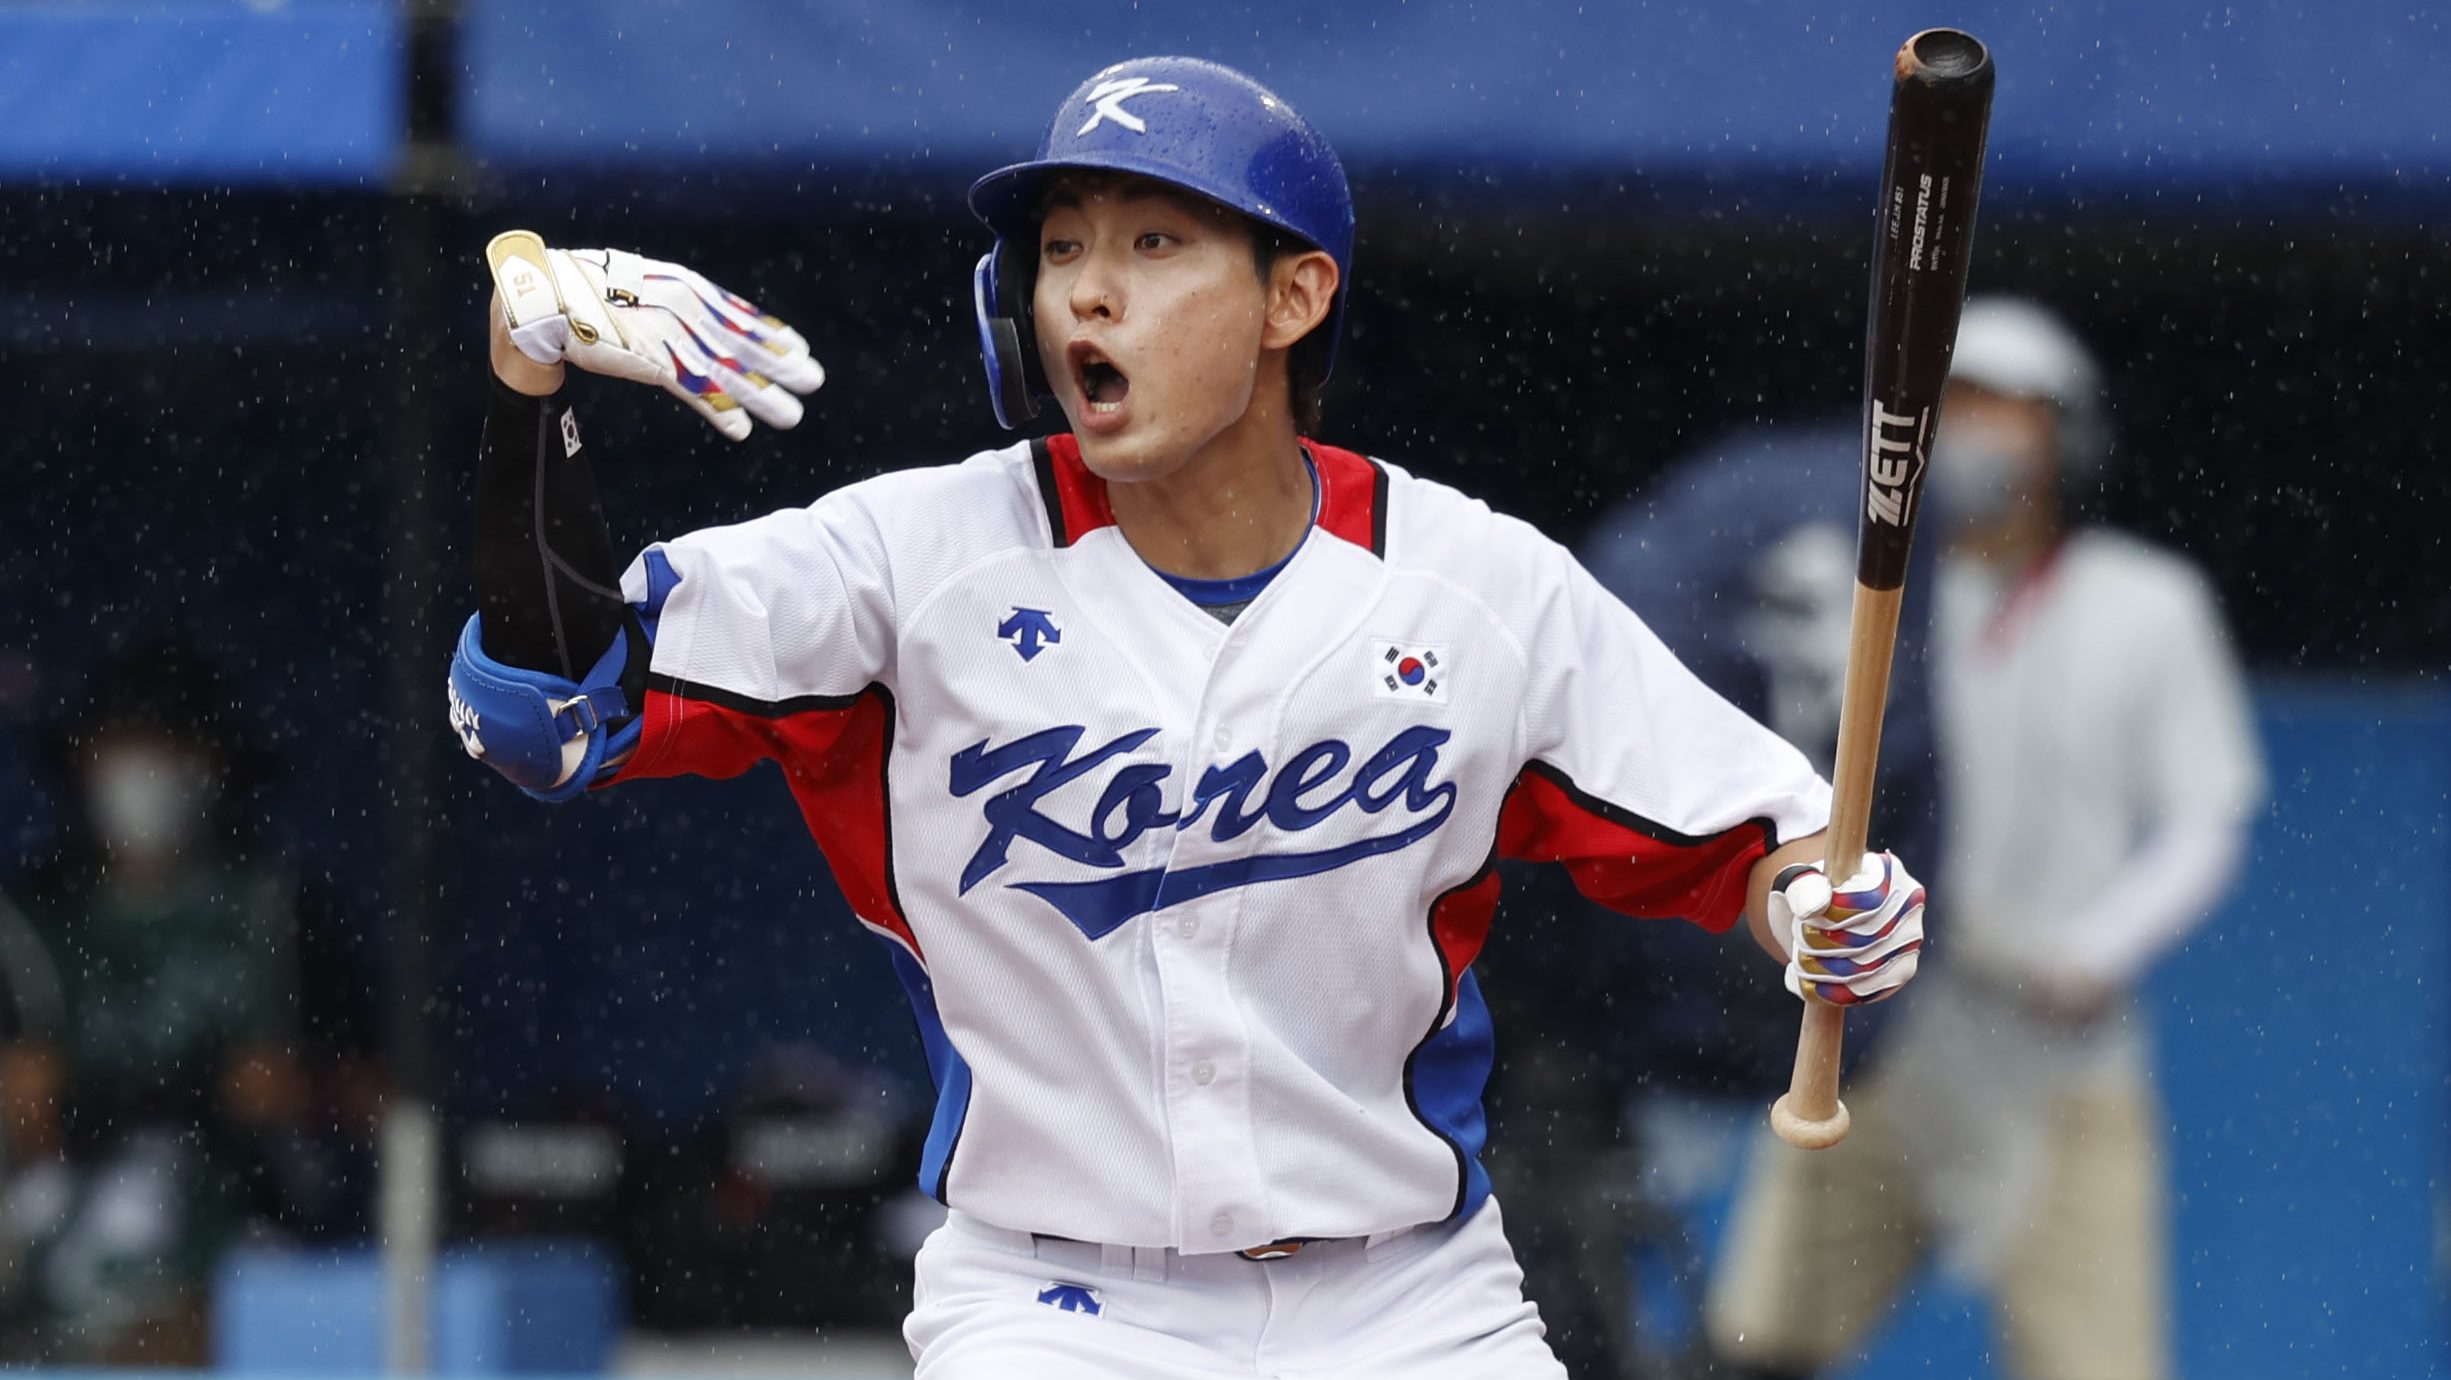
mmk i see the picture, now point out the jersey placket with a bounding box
[1151,628,1273,1250]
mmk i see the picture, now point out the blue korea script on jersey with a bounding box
[948,724,1458,940]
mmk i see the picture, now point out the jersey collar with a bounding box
[1032,434,1388,558]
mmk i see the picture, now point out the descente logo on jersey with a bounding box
[948,724,1458,940]
[998,607,1062,661]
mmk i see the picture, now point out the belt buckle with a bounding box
[1238,1239,1306,1261]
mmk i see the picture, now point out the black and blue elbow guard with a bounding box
[446,616,638,802]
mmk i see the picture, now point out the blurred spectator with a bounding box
[1704,299,2268,1380]
[0,634,383,1363]
[1480,420,1939,1377]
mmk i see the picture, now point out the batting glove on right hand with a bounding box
[1771,851,1926,1007]
[486,229,824,441]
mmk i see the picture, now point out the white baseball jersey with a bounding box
[608,434,1830,1252]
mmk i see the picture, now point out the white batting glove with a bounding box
[1770,851,1926,1007]
[485,229,824,441]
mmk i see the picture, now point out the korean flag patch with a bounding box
[1374,641,1448,702]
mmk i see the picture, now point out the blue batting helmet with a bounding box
[967,56,1356,429]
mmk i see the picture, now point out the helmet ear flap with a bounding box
[972,241,1047,429]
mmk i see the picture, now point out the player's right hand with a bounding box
[1771,851,1926,1006]
[485,230,825,441]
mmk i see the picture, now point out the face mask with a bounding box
[85,745,210,862]
[1926,424,2043,532]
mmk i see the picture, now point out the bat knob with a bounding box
[1769,1092,1852,1150]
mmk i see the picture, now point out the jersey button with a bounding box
[1213,725,1233,751]
[1210,1212,1234,1238]
[1177,918,1200,940]
[1192,1061,1216,1086]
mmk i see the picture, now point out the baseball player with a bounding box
[1704,299,2267,1380]
[446,57,1927,1377]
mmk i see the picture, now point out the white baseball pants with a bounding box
[905,1197,1567,1378]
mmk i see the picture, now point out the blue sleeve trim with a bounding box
[640,548,682,619]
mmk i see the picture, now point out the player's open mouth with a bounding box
[1068,342,1131,416]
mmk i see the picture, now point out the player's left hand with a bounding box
[1771,851,1926,1006]
[487,229,824,441]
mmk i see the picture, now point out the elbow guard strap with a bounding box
[447,614,636,802]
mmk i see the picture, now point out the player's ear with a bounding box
[1260,250,1338,352]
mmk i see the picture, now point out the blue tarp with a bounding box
[5,1,2446,197]
[466,0,2450,197]
[0,0,401,185]
[1838,682,2451,1379]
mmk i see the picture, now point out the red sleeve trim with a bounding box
[1496,762,1776,933]
[616,678,921,964]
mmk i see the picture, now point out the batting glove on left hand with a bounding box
[1771,850,1926,1007]
[486,229,824,441]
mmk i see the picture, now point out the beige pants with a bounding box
[1706,1066,2170,1380]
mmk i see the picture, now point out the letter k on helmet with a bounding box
[1078,77,1181,135]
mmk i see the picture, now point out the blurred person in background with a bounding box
[0,635,382,1363]
[1703,298,2268,1380]
[1481,420,1939,1378]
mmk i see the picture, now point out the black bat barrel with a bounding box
[1857,29,1995,591]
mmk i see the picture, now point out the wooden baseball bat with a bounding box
[1769,29,1994,1151]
